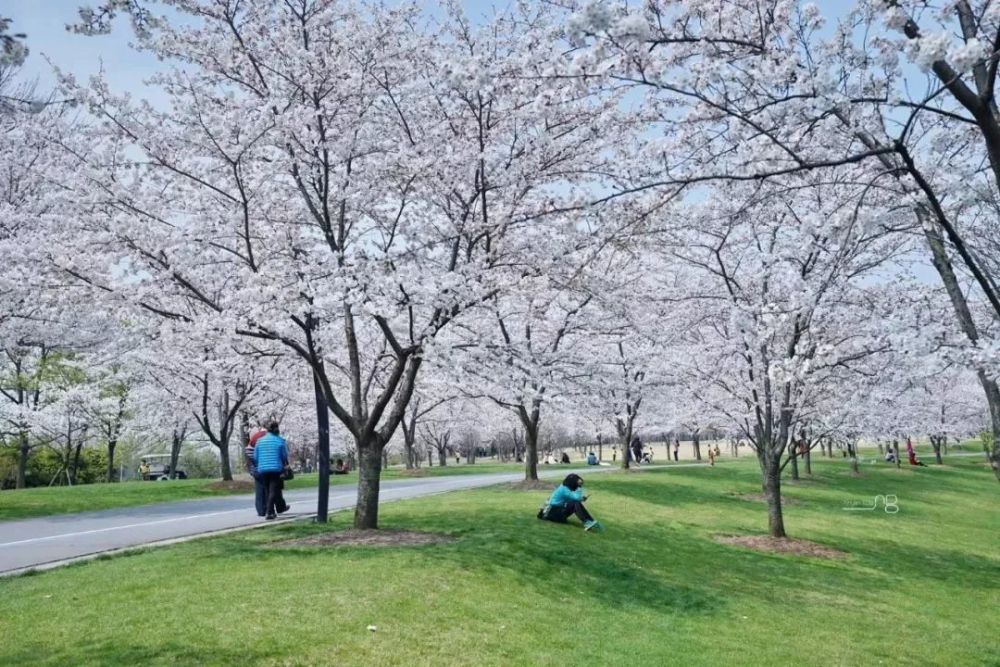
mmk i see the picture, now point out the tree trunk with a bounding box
[524,426,539,481]
[982,379,1000,481]
[893,441,901,470]
[519,403,541,481]
[620,428,632,470]
[931,436,943,465]
[106,440,117,483]
[69,425,86,486]
[354,440,382,529]
[382,449,390,470]
[762,456,786,538]
[218,442,233,481]
[921,213,1000,480]
[16,432,29,489]
[803,442,812,476]
[849,441,860,475]
[438,446,447,467]
[403,436,415,470]
[693,432,702,461]
[401,403,419,470]
[789,445,799,480]
[70,441,84,485]
[238,412,250,469]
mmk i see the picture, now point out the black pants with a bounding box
[673,451,678,461]
[543,501,593,524]
[262,472,287,516]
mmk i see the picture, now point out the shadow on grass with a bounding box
[3,641,263,667]
[246,505,721,617]
[811,531,1000,586]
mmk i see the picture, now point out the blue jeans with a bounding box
[253,473,266,516]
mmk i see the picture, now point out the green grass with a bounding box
[0,478,257,521]
[1,455,996,666]
[0,462,533,521]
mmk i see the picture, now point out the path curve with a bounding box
[0,463,705,576]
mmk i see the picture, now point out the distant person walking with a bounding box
[537,474,602,531]
[673,438,680,461]
[138,460,150,481]
[253,421,291,520]
[630,434,643,466]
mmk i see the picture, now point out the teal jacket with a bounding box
[547,484,584,507]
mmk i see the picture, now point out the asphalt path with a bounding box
[0,463,703,576]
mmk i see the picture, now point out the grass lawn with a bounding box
[1,455,997,666]
[0,462,534,521]
[0,478,264,521]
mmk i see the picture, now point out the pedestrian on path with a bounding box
[253,421,291,520]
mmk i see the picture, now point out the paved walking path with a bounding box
[0,463,704,576]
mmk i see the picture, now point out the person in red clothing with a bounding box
[249,426,267,447]
[906,437,927,467]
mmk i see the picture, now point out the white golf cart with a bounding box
[140,454,188,481]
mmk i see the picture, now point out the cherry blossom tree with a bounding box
[52,1,615,527]
[557,0,1000,479]
[632,175,905,536]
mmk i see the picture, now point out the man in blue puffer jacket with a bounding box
[253,421,290,520]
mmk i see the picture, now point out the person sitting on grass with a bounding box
[537,474,602,532]
[332,458,349,475]
[586,451,598,465]
[885,447,896,464]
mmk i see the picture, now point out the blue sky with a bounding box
[6,1,938,282]
[7,0,162,93]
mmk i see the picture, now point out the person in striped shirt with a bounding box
[245,423,269,517]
